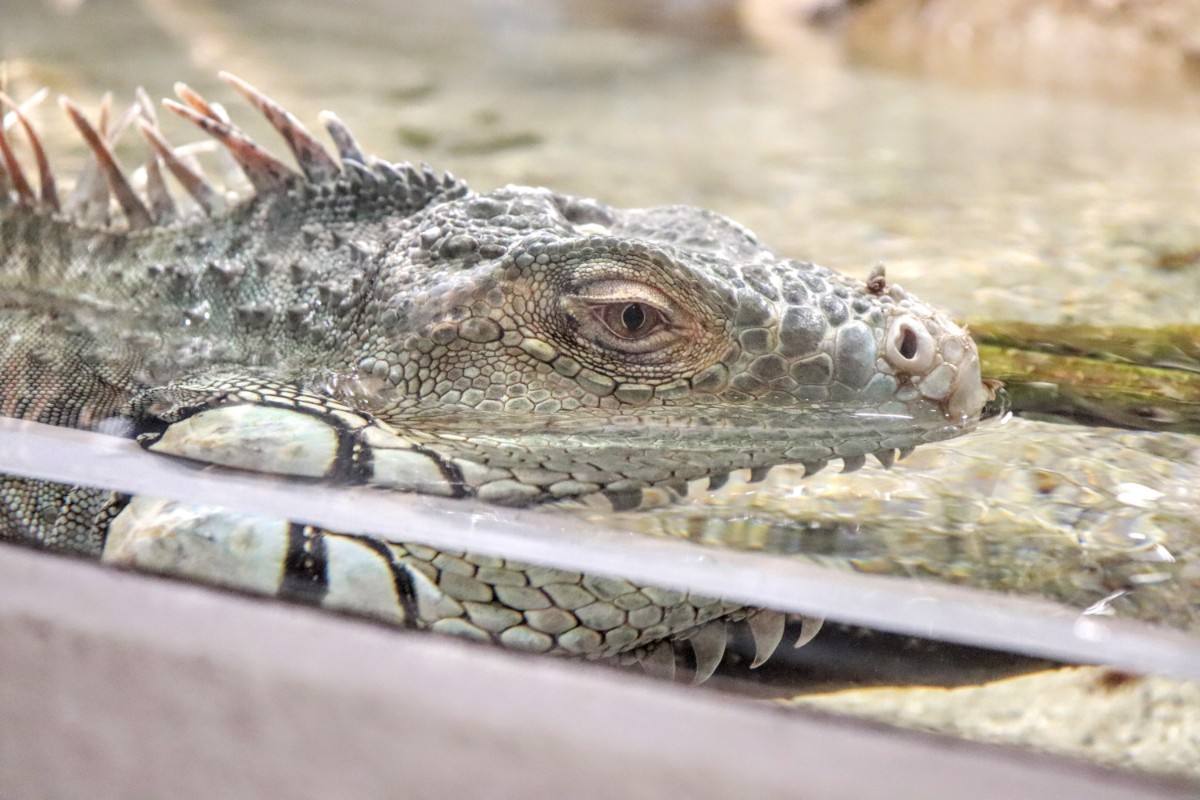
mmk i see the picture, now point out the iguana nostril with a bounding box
[885,316,935,374]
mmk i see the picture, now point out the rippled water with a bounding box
[3,0,1200,784]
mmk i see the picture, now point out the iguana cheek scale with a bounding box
[0,73,989,676]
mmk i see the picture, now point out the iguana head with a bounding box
[349,185,989,506]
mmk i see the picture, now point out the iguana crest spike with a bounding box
[218,71,341,182]
[138,118,226,216]
[164,90,298,192]
[0,73,469,230]
[60,96,154,229]
[0,105,35,204]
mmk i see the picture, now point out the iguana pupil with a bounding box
[621,303,646,333]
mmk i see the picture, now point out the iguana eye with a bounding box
[560,278,683,356]
[595,302,664,340]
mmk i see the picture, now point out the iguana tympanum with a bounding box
[0,73,988,679]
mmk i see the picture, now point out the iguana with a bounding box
[0,73,989,679]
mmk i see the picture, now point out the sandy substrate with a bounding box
[789,665,1200,783]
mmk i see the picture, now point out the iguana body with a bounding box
[0,74,988,675]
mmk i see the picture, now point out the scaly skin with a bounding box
[0,74,988,673]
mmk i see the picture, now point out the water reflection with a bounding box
[585,416,1200,632]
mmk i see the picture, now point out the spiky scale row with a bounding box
[629,609,826,681]
[0,72,468,234]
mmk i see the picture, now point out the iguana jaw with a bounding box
[368,397,977,507]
